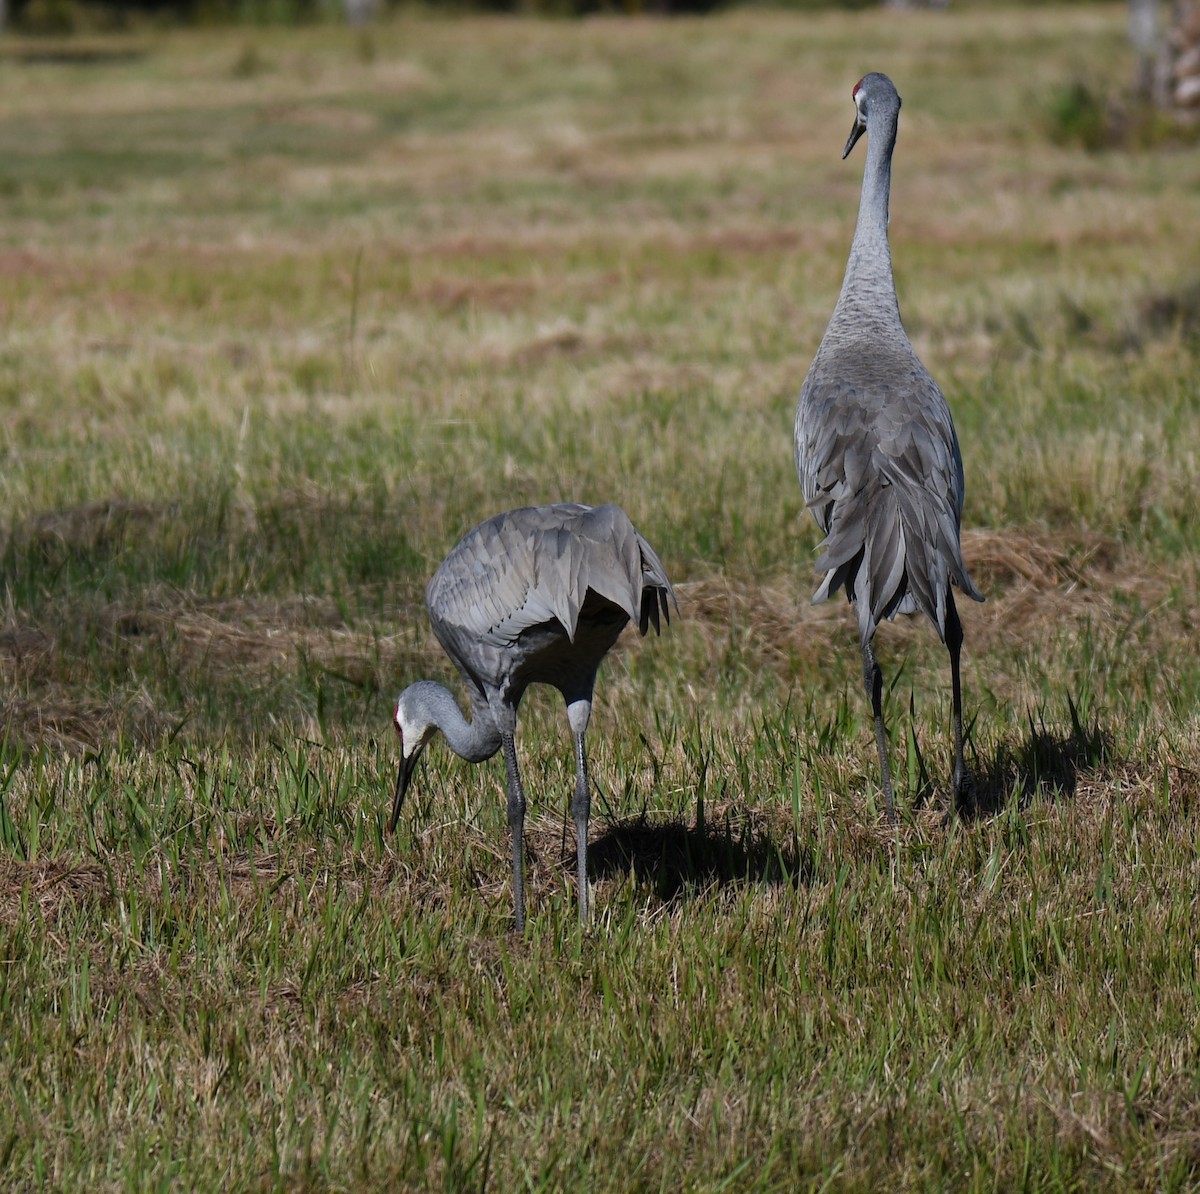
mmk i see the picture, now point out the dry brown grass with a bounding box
[675,525,1190,679]
[2,519,1194,756]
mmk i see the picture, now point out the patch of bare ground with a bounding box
[12,497,179,557]
[653,224,810,259]
[415,275,537,315]
[0,694,163,753]
[394,222,808,272]
[0,842,411,930]
[107,590,363,679]
[0,625,53,667]
[0,581,437,749]
[593,359,713,403]
[0,248,64,281]
[492,323,654,370]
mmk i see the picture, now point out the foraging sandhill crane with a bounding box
[390,503,677,932]
[794,73,984,820]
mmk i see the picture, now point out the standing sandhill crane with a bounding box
[794,73,984,820]
[390,503,677,932]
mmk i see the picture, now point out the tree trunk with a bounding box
[1169,0,1200,111]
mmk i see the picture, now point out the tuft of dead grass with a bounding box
[674,526,1190,682]
[0,857,109,926]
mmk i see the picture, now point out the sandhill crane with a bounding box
[390,503,677,932]
[794,73,984,820]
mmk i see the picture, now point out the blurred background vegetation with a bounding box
[0,0,1141,36]
[5,0,1199,145]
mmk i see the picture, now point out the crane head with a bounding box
[843,73,901,160]
[389,693,433,834]
[843,77,869,159]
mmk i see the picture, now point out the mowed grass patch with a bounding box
[2,5,1200,1189]
[1,732,1198,1189]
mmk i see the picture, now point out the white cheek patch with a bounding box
[394,706,414,755]
[395,706,430,758]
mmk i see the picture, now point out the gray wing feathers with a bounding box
[571,504,679,639]
[797,363,983,643]
[426,503,677,649]
[571,504,642,629]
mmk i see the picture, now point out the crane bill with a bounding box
[389,752,420,833]
[843,119,866,159]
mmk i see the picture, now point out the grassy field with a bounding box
[2,5,1200,1189]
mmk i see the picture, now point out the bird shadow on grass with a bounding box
[586,803,814,904]
[958,699,1114,819]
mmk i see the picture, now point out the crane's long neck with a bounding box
[833,107,902,332]
[410,681,502,764]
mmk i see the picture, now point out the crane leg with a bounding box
[945,594,970,811]
[566,698,593,927]
[571,731,591,926]
[501,732,527,934]
[861,637,895,823]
